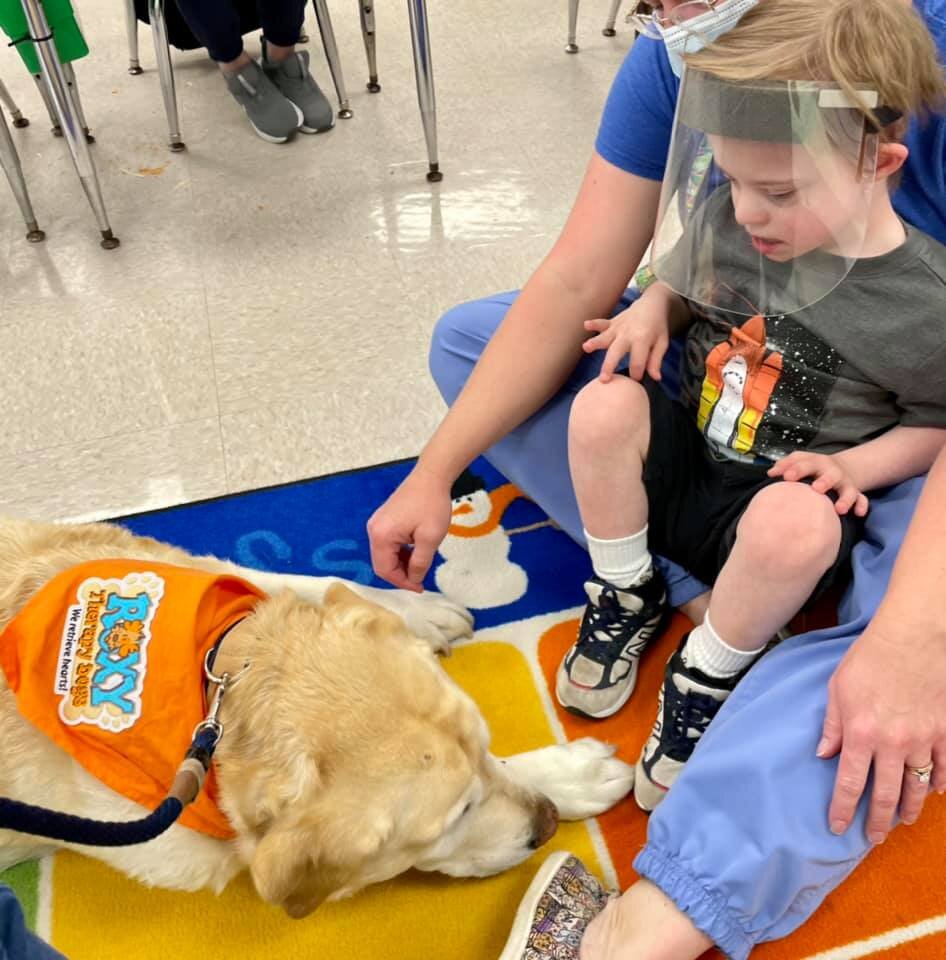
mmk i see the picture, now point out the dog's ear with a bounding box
[250,809,397,919]
[250,827,346,918]
[322,582,362,610]
[322,583,405,640]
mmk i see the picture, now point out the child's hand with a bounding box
[583,301,671,383]
[768,452,869,517]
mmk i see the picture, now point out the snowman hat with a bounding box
[450,469,486,500]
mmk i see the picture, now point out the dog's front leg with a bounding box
[219,566,473,654]
[499,739,634,820]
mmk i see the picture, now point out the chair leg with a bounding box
[148,0,186,151]
[33,74,63,136]
[125,0,143,74]
[62,63,95,144]
[566,0,579,52]
[0,109,44,241]
[18,0,118,248]
[406,0,440,182]
[0,77,29,128]
[358,0,380,93]
[603,0,621,36]
[311,0,353,119]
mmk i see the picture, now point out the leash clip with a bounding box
[192,648,249,745]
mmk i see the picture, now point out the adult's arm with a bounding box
[368,157,662,589]
[819,442,946,841]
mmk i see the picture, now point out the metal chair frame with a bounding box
[124,0,442,180]
[6,0,118,247]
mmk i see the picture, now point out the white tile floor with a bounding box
[0,0,635,520]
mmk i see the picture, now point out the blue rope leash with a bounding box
[0,640,241,847]
[0,796,183,846]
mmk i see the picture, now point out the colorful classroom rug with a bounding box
[2,457,944,959]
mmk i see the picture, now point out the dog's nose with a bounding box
[529,796,559,849]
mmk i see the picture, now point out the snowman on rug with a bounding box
[435,470,529,610]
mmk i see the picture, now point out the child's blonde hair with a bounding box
[686,0,945,136]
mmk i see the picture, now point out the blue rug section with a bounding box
[119,458,591,630]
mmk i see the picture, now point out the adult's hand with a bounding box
[367,465,453,592]
[818,618,946,843]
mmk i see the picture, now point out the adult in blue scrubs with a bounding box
[367,0,946,956]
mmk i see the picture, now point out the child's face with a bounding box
[709,134,870,262]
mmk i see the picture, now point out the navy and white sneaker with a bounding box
[635,633,745,811]
[555,572,668,719]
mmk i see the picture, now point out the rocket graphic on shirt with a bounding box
[697,314,784,455]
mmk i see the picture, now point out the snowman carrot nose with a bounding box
[452,503,474,516]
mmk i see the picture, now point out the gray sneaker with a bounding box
[224,59,303,143]
[261,42,334,134]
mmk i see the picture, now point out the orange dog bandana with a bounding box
[0,559,266,839]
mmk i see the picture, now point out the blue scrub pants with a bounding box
[430,291,923,958]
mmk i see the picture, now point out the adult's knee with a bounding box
[737,482,842,577]
[429,298,505,404]
[569,377,649,455]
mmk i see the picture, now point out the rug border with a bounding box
[111,455,418,522]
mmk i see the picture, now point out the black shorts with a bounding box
[640,377,862,602]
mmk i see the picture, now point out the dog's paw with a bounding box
[384,589,474,653]
[500,739,634,820]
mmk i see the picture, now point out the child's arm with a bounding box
[583,281,694,382]
[768,426,946,516]
[834,426,946,491]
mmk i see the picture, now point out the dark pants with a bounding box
[639,376,862,602]
[0,885,66,960]
[173,0,306,63]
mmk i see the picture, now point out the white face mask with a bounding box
[659,0,760,77]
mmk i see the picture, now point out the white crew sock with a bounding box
[585,526,652,589]
[682,613,768,678]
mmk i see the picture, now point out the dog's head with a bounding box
[215,585,558,918]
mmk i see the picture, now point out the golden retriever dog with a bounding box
[0,519,633,917]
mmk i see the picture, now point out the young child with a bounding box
[554,0,946,811]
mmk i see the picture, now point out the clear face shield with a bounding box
[650,69,881,317]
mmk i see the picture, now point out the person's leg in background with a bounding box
[258,0,334,133]
[173,0,302,143]
[171,0,246,70]
[0,884,67,960]
[428,291,711,619]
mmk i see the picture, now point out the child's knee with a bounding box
[736,482,842,575]
[569,377,649,452]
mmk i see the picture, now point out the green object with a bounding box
[633,264,658,292]
[0,0,89,75]
[0,859,40,930]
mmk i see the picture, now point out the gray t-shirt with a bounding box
[676,201,946,464]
